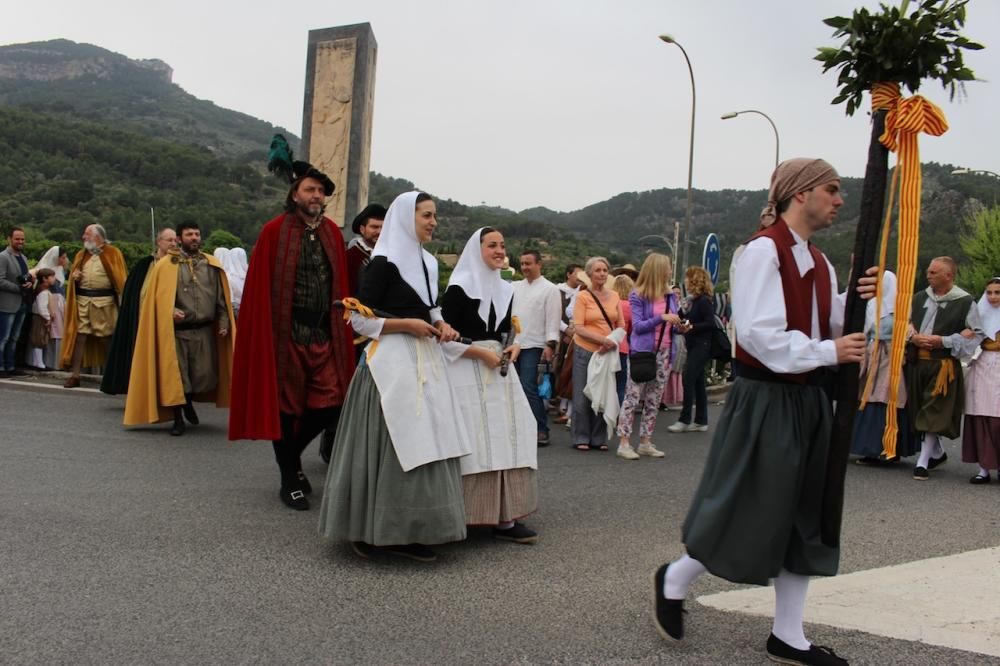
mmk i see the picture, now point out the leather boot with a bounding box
[170,408,186,436]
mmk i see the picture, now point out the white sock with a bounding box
[978,466,989,477]
[916,434,939,469]
[497,520,515,530]
[772,569,810,650]
[664,554,707,600]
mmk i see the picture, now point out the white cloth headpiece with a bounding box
[447,228,513,327]
[221,247,247,305]
[35,245,65,284]
[978,279,1000,339]
[373,191,438,307]
[213,247,230,264]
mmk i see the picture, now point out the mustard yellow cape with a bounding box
[123,252,236,426]
[60,246,129,369]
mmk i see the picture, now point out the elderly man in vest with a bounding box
[61,224,128,387]
[651,158,879,665]
[906,256,983,480]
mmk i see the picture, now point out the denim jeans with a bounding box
[515,346,548,434]
[0,303,28,371]
[679,338,710,426]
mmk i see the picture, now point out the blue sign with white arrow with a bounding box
[702,233,721,285]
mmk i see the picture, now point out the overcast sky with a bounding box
[2,0,997,212]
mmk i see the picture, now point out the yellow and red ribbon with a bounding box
[863,82,948,458]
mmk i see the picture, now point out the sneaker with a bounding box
[685,423,708,432]
[928,452,948,469]
[385,543,437,562]
[637,444,665,458]
[667,421,689,433]
[651,563,684,641]
[765,633,847,665]
[617,445,640,460]
[913,466,929,480]
[493,522,538,544]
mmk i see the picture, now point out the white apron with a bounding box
[366,334,472,472]
[445,340,538,476]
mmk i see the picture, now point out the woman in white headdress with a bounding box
[441,227,539,544]
[319,192,471,562]
[963,277,1000,484]
[223,247,247,319]
[28,246,67,368]
[851,270,915,464]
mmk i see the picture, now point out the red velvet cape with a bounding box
[228,213,355,440]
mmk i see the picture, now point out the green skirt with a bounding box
[906,357,964,439]
[318,364,466,546]
[682,378,839,585]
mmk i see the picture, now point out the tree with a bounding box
[815,0,982,546]
[203,229,243,252]
[958,206,1000,293]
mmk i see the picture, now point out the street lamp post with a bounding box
[660,34,696,273]
[721,109,780,168]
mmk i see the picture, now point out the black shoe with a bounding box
[385,543,437,562]
[182,403,199,425]
[350,541,374,559]
[296,470,312,495]
[319,429,335,464]
[0,370,10,378]
[765,634,847,665]
[493,522,538,544]
[537,432,551,447]
[854,456,883,466]
[970,473,991,485]
[651,563,685,641]
[913,466,929,480]
[9,368,29,377]
[280,487,309,511]
[170,418,186,437]
[928,452,948,469]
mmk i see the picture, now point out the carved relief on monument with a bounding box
[309,38,357,226]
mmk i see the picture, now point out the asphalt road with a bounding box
[1,379,998,665]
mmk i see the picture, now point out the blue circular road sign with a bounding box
[703,233,721,285]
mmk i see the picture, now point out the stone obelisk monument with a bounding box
[300,23,377,228]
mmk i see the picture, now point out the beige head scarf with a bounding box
[759,158,840,228]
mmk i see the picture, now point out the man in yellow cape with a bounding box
[124,221,236,435]
[60,224,128,387]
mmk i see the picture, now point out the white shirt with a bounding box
[915,286,983,358]
[732,229,845,374]
[512,276,562,349]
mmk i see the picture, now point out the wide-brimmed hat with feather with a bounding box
[267,134,335,196]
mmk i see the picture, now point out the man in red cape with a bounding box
[229,153,355,511]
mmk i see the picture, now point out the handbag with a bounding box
[629,314,668,383]
[709,314,732,361]
[29,313,50,348]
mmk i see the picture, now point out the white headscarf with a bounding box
[373,191,438,307]
[213,247,230,264]
[222,248,247,307]
[865,270,897,328]
[447,228,513,327]
[978,279,1000,340]
[35,245,65,284]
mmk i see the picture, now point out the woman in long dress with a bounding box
[963,277,1000,484]
[318,192,470,563]
[851,271,916,464]
[29,246,67,369]
[441,227,539,544]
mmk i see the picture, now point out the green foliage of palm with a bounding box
[958,206,1000,294]
[816,0,983,116]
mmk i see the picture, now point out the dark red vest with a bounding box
[735,218,832,384]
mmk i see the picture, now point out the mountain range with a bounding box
[2,38,999,287]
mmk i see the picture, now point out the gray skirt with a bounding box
[318,364,466,546]
[682,377,839,585]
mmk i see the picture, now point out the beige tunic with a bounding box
[76,255,117,337]
[173,253,228,395]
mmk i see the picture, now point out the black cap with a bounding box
[291,161,335,196]
[351,203,388,234]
